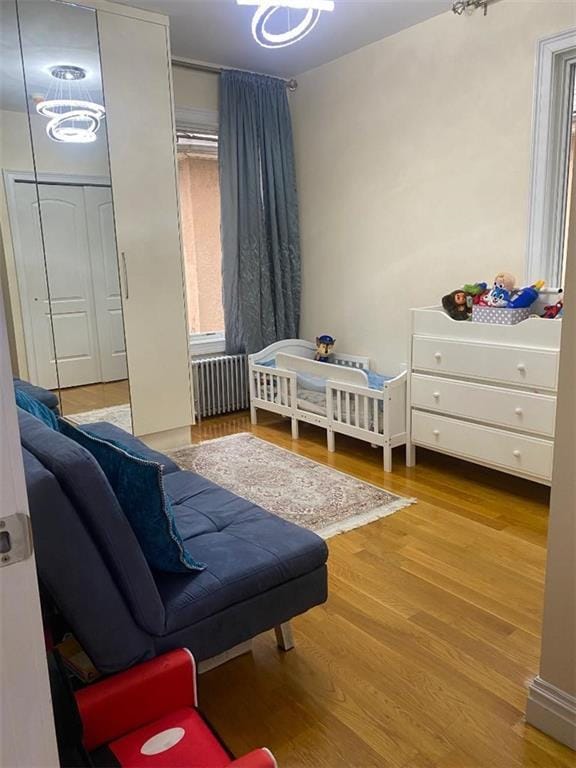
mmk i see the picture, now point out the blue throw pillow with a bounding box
[59,419,205,574]
[14,388,59,430]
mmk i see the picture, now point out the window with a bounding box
[176,124,225,351]
[527,34,576,288]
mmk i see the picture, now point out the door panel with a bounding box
[12,183,58,389]
[36,184,102,388]
[84,186,128,382]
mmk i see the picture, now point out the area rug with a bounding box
[68,404,133,433]
[167,433,416,538]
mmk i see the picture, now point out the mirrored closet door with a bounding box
[4,0,133,430]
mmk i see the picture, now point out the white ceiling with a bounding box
[116,0,451,77]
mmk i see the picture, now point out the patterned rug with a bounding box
[167,433,416,538]
[68,404,133,433]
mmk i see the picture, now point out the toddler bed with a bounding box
[249,339,407,472]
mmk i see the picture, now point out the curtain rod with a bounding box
[171,58,298,91]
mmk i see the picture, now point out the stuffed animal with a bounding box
[486,272,516,307]
[315,334,335,362]
[493,272,516,292]
[508,280,545,309]
[541,300,563,319]
[442,289,471,321]
[463,282,489,305]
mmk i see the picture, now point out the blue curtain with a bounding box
[219,70,301,354]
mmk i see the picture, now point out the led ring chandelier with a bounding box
[237,0,335,49]
[36,65,105,144]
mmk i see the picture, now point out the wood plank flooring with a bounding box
[189,411,572,768]
[57,379,130,416]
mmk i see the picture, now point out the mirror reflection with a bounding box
[3,0,132,431]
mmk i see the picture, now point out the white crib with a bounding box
[248,339,407,472]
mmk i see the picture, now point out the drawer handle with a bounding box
[517,363,526,373]
[513,450,521,458]
[515,407,523,416]
[433,391,440,399]
[434,352,442,362]
[432,429,440,437]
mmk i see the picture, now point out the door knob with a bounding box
[433,392,440,399]
[432,429,440,436]
[434,352,442,361]
[515,407,523,415]
[513,450,521,458]
[517,363,526,373]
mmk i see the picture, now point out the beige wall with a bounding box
[291,1,576,370]
[172,66,218,112]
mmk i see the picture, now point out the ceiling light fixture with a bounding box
[35,65,105,144]
[236,0,335,49]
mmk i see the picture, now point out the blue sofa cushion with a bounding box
[155,470,329,632]
[15,388,59,430]
[13,377,60,413]
[59,420,205,574]
[22,447,154,672]
[81,421,180,475]
[17,408,165,635]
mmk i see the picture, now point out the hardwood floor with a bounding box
[57,379,130,416]
[190,411,572,768]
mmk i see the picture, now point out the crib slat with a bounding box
[364,396,369,430]
[345,392,351,425]
[337,391,342,422]
[354,394,360,427]
[373,399,379,433]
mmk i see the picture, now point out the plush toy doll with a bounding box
[315,335,335,362]
[486,272,516,307]
[508,280,545,309]
[542,300,563,319]
[442,289,471,321]
[463,282,489,305]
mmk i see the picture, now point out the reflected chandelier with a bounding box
[36,65,105,144]
[236,0,335,49]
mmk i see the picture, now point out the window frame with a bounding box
[526,30,576,287]
[175,107,225,355]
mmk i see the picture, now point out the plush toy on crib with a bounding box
[315,334,335,362]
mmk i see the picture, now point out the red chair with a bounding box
[68,649,277,767]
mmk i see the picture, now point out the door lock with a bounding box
[0,514,34,567]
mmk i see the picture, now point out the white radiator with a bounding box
[191,354,249,418]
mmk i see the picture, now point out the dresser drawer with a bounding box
[411,411,554,481]
[412,336,559,390]
[411,374,557,437]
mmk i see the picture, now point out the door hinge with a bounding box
[0,513,34,567]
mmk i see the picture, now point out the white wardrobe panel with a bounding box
[84,186,128,382]
[96,11,193,436]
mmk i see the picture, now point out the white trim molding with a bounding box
[189,331,225,357]
[526,29,576,287]
[526,676,576,750]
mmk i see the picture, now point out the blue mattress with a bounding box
[258,359,391,391]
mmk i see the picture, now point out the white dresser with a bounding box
[406,307,562,485]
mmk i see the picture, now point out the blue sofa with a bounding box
[14,377,60,412]
[18,408,328,674]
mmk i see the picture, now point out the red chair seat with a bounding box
[109,707,230,768]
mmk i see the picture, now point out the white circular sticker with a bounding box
[140,727,186,755]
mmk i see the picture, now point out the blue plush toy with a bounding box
[315,335,335,362]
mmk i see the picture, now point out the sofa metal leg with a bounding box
[274,622,294,651]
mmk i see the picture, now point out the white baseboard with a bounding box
[526,676,576,750]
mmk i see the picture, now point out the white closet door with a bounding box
[36,184,101,388]
[97,10,193,437]
[84,186,128,382]
[11,183,58,389]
